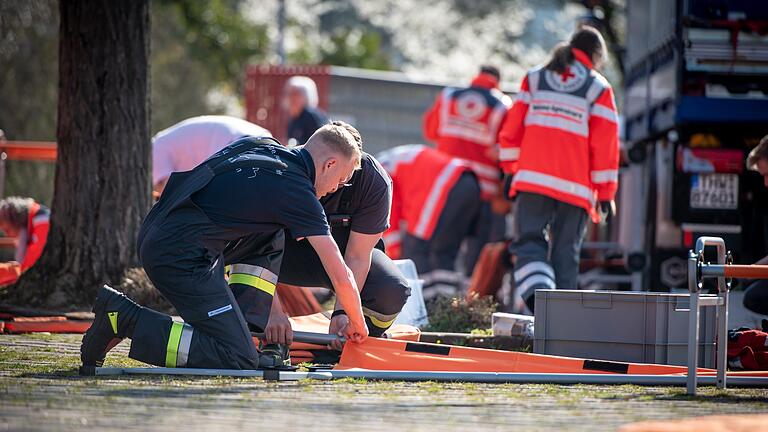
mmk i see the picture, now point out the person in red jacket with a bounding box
[378,145,482,299]
[0,197,50,286]
[498,26,620,313]
[423,65,511,273]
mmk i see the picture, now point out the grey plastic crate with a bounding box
[533,290,718,368]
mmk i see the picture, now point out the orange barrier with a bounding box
[336,337,711,375]
[723,264,768,279]
[9,316,66,322]
[0,141,57,162]
[2,320,91,334]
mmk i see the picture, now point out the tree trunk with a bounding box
[6,0,152,310]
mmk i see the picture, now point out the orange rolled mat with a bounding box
[336,337,710,375]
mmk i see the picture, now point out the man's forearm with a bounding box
[334,255,372,311]
[270,291,284,316]
[307,235,365,327]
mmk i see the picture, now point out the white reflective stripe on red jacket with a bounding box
[437,89,508,146]
[465,160,500,196]
[590,104,619,123]
[499,147,519,162]
[515,91,531,104]
[512,169,595,206]
[590,169,618,184]
[413,160,466,238]
[524,112,589,138]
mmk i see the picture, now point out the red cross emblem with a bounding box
[560,66,575,82]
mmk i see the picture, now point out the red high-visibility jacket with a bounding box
[423,73,511,200]
[498,49,620,222]
[0,202,50,286]
[377,145,471,258]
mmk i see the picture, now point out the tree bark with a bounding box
[5,0,153,310]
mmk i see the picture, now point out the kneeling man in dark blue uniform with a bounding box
[80,122,368,371]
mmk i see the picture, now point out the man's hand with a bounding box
[328,314,349,351]
[599,200,616,225]
[344,314,369,344]
[264,306,293,346]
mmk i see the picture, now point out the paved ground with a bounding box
[0,334,767,431]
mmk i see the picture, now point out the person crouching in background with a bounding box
[0,197,50,286]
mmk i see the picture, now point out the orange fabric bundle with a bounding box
[276,283,323,317]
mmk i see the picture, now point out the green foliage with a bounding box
[0,0,58,205]
[150,0,270,132]
[319,28,392,70]
[423,295,497,333]
[0,0,59,141]
[157,0,269,88]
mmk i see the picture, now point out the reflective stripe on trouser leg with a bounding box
[362,306,399,333]
[228,264,278,295]
[514,261,555,301]
[229,264,277,331]
[421,269,463,300]
[165,321,194,367]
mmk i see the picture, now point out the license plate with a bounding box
[690,173,738,210]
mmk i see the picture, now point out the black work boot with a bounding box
[258,343,294,370]
[80,285,142,374]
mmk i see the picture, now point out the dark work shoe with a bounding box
[258,343,294,370]
[80,285,141,372]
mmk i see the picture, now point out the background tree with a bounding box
[3,0,152,309]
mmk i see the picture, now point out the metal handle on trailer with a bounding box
[687,236,768,395]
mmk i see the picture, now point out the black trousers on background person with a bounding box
[511,192,588,313]
[402,172,482,299]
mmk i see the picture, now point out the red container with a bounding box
[244,65,331,144]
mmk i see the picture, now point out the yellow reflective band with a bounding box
[166,321,184,368]
[364,312,397,329]
[107,312,118,335]
[224,265,231,277]
[228,273,276,296]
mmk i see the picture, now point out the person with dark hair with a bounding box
[498,26,620,313]
[743,135,768,316]
[423,64,512,278]
[0,197,50,285]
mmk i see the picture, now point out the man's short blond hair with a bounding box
[747,135,768,171]
[308,121,363,168]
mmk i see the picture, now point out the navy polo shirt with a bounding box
[191,146,330,240]
[321,152,392,235]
